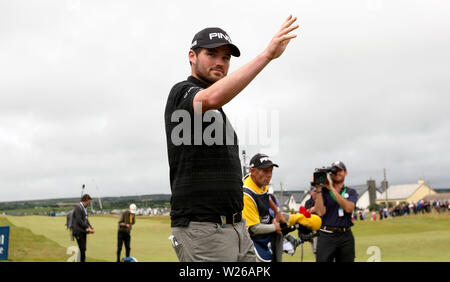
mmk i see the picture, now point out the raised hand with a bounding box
[263,15,299,60]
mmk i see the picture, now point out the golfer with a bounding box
[165,15,299,262]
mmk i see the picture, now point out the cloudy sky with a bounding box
[1,0,449,201]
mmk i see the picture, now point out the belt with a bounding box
[320,226,351,233]
[189,213,242,226]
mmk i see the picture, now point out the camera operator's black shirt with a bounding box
[164,76,243,227]
[321,186,358,228]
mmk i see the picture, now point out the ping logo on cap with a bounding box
[249,153,279,169]
[260,156,269,163]
[209,32,232,43]
[190,27,241,57]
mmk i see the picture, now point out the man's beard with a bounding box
[332,176,345,185]
[195,64,225,85]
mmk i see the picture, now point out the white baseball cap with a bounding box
[129,204,137,214]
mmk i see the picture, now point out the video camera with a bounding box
[311,166,338,186]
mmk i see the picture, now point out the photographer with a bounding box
[313,161,358,262]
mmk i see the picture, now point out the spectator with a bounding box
[72,194,95,262]
[304,186,318,258]
[359,211,364,221]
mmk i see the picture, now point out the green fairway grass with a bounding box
[2,213,449,262]
[1,215,176,262]
[0,217,85,262]
[283,213,450,262]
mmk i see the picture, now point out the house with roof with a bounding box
[354,180,387,209]
[298,192,311,207]
[376,179,436,205]
[273,190,308,212]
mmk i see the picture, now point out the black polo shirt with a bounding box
[320,186,358,228]
[164,76,243,227]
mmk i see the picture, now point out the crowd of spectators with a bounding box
[353,199,449,221]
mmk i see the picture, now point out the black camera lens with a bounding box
[313,171,329,186]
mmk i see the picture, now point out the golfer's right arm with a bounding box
[194,15,299,113]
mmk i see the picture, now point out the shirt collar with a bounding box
[243,174,268,194]
[187,75,209,89]
[80,202,88,213]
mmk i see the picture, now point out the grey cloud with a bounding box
[1,0,449,201]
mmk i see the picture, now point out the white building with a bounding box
[376,179,436,205]
[356,189,383,210]
[274,190,308,212]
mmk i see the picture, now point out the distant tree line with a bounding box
[0,194,171,214]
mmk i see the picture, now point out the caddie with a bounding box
[242,153,284,262]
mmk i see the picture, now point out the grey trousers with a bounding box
[171,220,256,262]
